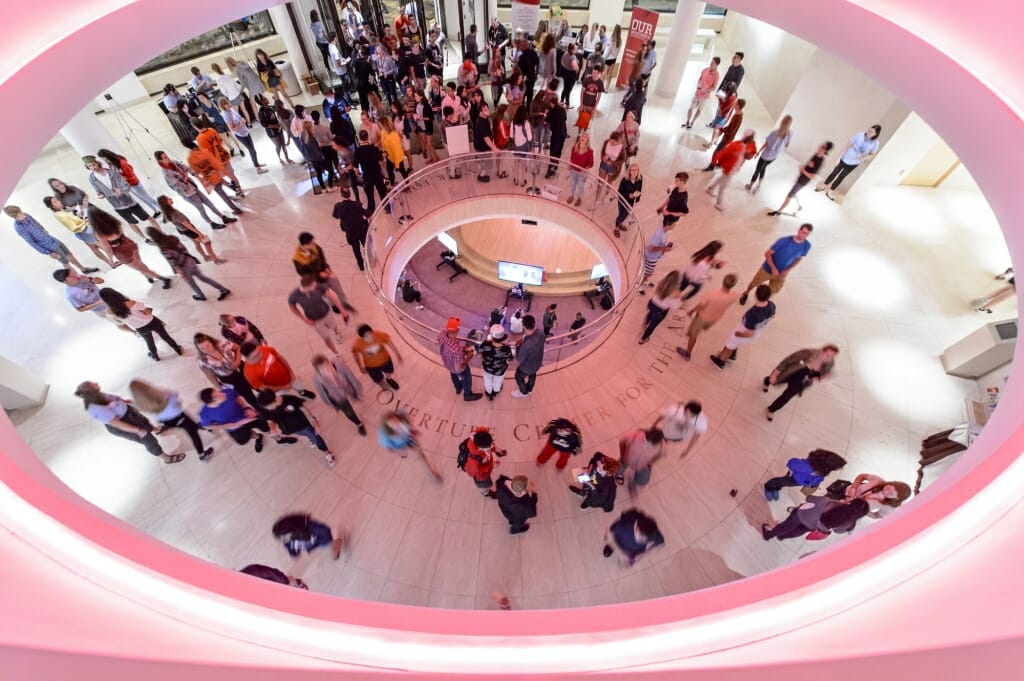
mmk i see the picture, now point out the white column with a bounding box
[654,0,705,98]
[269,4,309,79]
[60,105,126,158]
[588,0,627,29]
[0,356,48,410]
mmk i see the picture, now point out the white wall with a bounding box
[719,11,815,121]
[92,72,150,109]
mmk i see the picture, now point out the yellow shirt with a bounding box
[53,210,87,234]
[380,130,406,166]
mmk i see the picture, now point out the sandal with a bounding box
[162,453,186,464]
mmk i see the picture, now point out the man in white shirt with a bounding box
[652,401,708,461]
[328,33,352,92]
[189,66,217,96]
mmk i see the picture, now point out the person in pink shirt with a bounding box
[684,57,720,129]
[676,273,740,360]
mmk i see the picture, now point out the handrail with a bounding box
[361,151,647,370]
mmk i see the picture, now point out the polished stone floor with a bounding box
[0,49,1011,610]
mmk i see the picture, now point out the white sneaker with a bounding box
[256,167,269,174]
[325,453,337,466]
[511,390,530,398]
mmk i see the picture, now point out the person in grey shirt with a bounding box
[512,314,545,397]
[84,156,161,242]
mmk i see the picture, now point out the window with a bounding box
[497,1,591,10]
[134,12,276,75]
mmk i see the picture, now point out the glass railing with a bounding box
[363,151,646,373]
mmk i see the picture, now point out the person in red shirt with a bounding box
[706,130,756,211]
[241,342,315,398]
[705,82,737,149]
[458,428,506,497]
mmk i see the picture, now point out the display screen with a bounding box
[437,231,458,256]
[591,263,609,280]
[498,260,544,286]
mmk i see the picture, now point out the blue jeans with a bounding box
[292,426,327,451]
[449,365,476,398]
[568,169,586,200]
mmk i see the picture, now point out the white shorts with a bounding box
[311,314,340,341]
[724,323,761,350]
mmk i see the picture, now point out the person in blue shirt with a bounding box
[817,124,881,199]
[198,386,286,453]
[271,513,344,560]
[738,223,812,305]
[603,508,664,567]
[53,269,109,318]
[5,205,97,273]
[763,449,847,501]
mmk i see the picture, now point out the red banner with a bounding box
[617,7,659,88]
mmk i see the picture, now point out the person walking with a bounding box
[378,410,443,481]
[763,344,840,421]
[618,427,666,496]
[767,142,833,216]
[512,314,544,398]
[84,155,162,241]
[566,132,594,207]
[156,195,226,262]
[705,129,757,211]
[193,116,245,197]
[272,514,344,560]
[639,216,676,292]
[195,332,259,407]
[656,171,690,226]
[614,163,642,237]
[184,141,245,213]
[288,273,346,354]
[542,303,558,337]
[41,196,114,268]
[678,240,726,301]
[5,205,98,273]
[75,381,184,464]
[704,82,737,150]
[683,57,720,129]
[479,324,514,400]
[437,317,483,401]
[763,449,847,501]
[710,284,776,369]
[256,389,337,466]
[129,379,214,461]
[738,224,813,304]
[331,189,369,271]
[457,428,505,497]
[603,509,664,567]
[496,475,538,534]
[817,124,881,200]
[746,115,793,193]
[87,205,171,286]
[351,323,402,391]
[147,228,230,302]
[568,452,619,512]
[351,130,388,214]
[535,417,583,470]
[292,232,357,314]
[241,341,316,398]
[312,353,367,436]
[652,400,708,462]
[198,386,284,453]
[100,288,183,361]
[639,270,682,344]
[676,273,739,361]
[155,150,239,228]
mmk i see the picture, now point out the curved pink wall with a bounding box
[1,0,1023,677]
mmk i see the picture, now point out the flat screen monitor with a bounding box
[498,260,544,286]
[590,263,609,280]
[437,231,458,256]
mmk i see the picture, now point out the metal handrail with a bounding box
[361,151,647,370]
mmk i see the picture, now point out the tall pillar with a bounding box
[588,0,628,29]
[269,4,310,79]
[60,105,126,158]
[654,0,705,98]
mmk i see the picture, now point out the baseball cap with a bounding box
[445,317,460,331]
[489,324,506,340]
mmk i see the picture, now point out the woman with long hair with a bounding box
[154,150,239,228]
[596,130,625,202]
[255,93,293,164]
[378,115,410,185]
[747,114,794,193]
[762,496,870,541]
[272,513,344,560]
[679,240,726,300]
[508,104,534,186]
[225,56,265,122]
[844,474,913,519]
[603,25,623,89]
[640,270,682,344]
[488,46,506,108]
[366,91,387,123]
[534,20,549,49]
[129,379,214,461]
[88,205,170,287]
[390,100,415,171]
[194,332,258,407]
[42,195,115,267]
[195,92,244,157]
[219,314,265,348]
[255,48,294,107]
[491,103,511,179]
[95,149,161,213]
[614,163,642,237]
[155,195,224,264]
[539,34,557,83]
[412,89,439,164]
[100,287,182,360]
[75,381,184,464]
[566,132,594,207]
[146,227,231,302]
[505,69,526,121]
[763,449,847,500]
[210,62,249,124]
[311,353,367,436]
[46,177,88,215]
[302,120,335,193]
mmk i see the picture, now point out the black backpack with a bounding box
[457,439,484,470]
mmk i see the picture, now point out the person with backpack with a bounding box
[763,449,847,501]
[378,410,442,482]
[569,452,620,512]
[761,495,869,541]
[458,428,506,497]
[535,417,583,470]
[495,474,538,534]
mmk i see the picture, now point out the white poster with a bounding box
[510,0,540,37]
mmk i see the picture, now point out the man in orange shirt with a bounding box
[184,141,242,214]
[351,323,402,391]
[241,342,315,398]
[193,116,244,197]
[706,130,757,211]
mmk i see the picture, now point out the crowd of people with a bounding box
[5,13,918,594]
